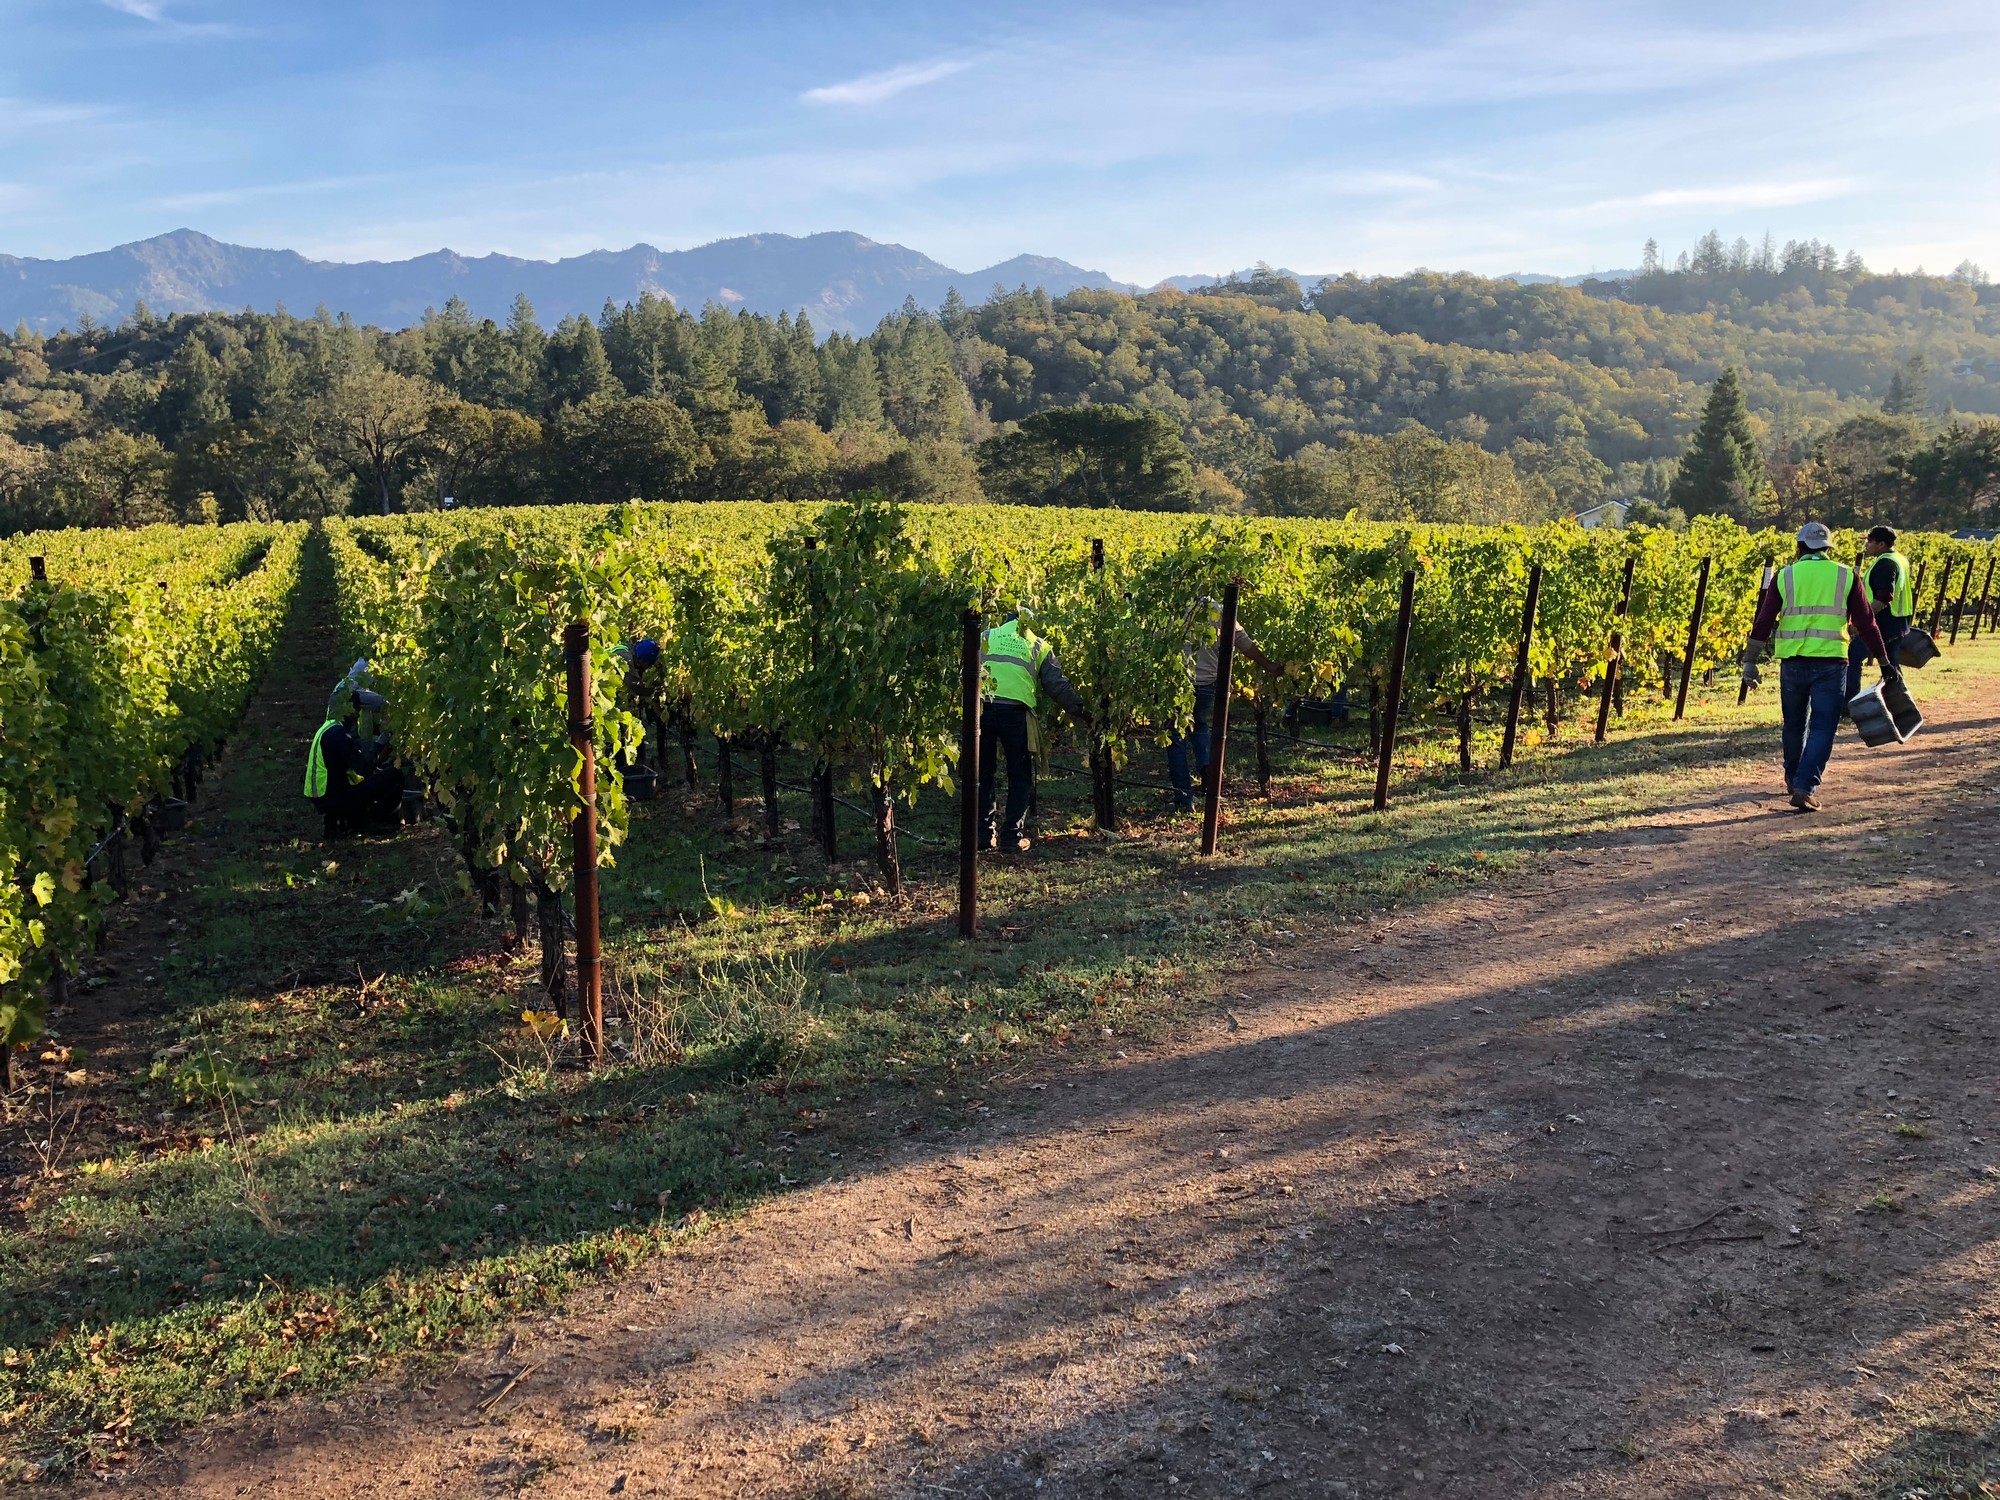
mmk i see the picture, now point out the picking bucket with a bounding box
[1848,682,1922,747]
[1895,628,1939,669]
[623,763,659,802]
[1882,676,1924,739]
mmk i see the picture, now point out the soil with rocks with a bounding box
[104,672,2000,1499]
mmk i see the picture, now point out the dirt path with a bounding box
[125,670,2000,1500]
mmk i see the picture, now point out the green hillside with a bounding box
[3,235,1996,534]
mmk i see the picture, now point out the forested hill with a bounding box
[3,241,1997,535]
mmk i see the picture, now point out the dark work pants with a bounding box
[977,699,1033,842]
[1846,615,1907,703]
[319,766,406,835]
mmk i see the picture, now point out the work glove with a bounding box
[1881,658,1905,691]
[1739,659,1762,691]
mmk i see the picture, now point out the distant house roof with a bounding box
[1573,499,1631,525]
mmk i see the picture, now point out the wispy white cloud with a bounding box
[0,97,112,134]
[99,0,237,38]
[1588,179,1861,215]
[148,171,409,214]
[802,58,970,107]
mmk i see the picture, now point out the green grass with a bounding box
[3,540,1994,1478]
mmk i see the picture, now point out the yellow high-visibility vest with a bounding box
[979,619,1049,706]
[1876,550,1913,618]
[1773,557,1853,660]
[302,720,345,799]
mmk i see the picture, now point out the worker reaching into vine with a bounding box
[303,659,407,838]
[979,606,1089,853]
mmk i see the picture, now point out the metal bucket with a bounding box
[1895,628,1939,669]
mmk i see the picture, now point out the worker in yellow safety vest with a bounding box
[1740,522,1897,812]
[1846,525,1914,703]
[978,611,1088,853]
[304,661,407,837]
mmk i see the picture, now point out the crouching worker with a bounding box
[304,661,407,837]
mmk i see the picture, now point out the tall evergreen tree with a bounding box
[233,323,301,419]
[771,312,823,423]
[154,336,230,445]
[505,296,546,405]
[732,310,778,418]
[541,316,618,412]
[1668,366,1765,518]
[820,336,885,428]
[1882,353,1931,418]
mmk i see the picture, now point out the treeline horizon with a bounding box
[1,229,1996,535]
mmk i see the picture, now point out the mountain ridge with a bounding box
[0,229,1149,338]
[0,229,1646,339]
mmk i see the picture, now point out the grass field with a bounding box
[4,533,1993,1480]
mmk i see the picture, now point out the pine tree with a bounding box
[155,336,230,445]
[732,311,777,418]
[772,312,823,423]
[1882,354,1930,418]
[821,337,884,428]
[236,323,300,417]
[506,295,546,403]
[1667,366,1765,518]
[542,316,617,411]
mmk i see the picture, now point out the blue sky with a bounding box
[2,0,1997,281]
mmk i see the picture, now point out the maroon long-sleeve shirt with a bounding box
[1747,562,1890,660]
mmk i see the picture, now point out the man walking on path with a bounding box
[1741,522,1899,812]
[1846,525,1914,703]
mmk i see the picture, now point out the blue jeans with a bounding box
[1165,684,1218,809]
[1780,657,1847,797]
[1846,616,1906,702]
